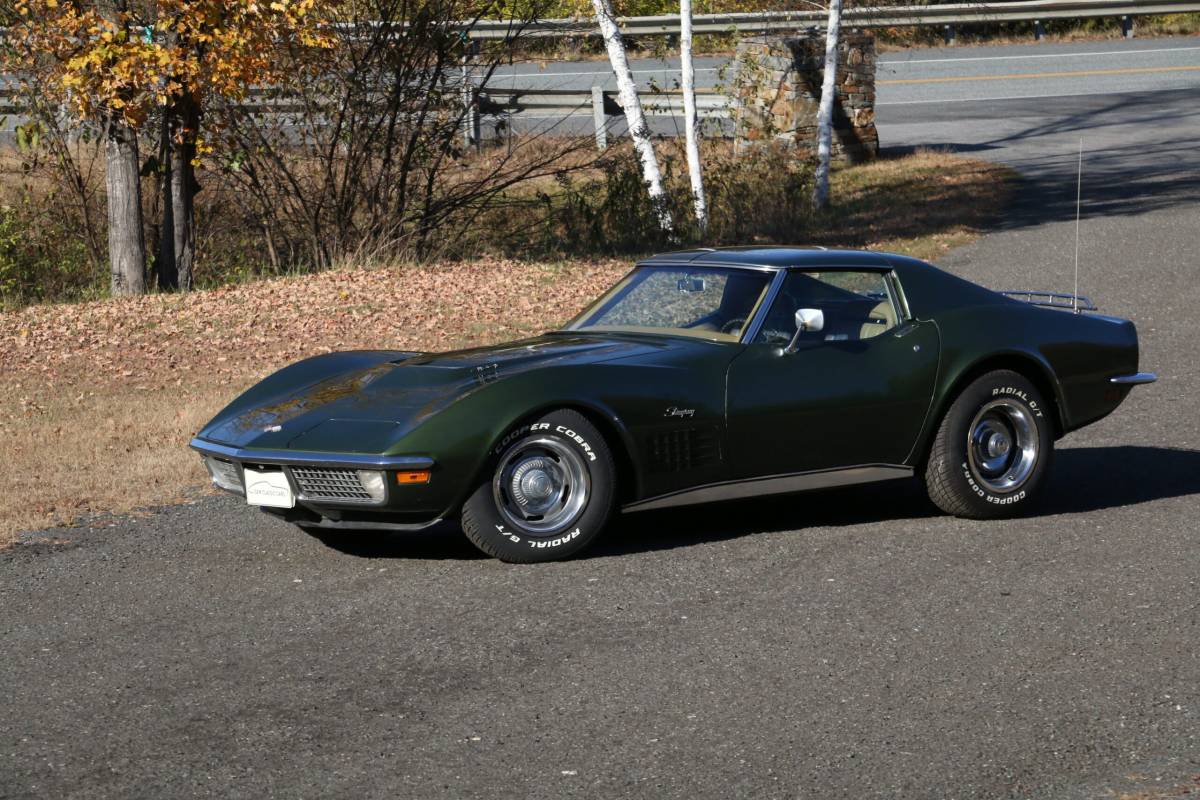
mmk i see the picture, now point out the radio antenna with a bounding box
[1073,138,1083,313]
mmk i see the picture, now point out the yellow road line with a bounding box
[878,65,1200,86]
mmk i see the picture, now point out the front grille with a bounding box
[291,467,372,501]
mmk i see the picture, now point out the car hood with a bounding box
[198,333,669,453]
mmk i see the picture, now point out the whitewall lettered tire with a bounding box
[460,409,616,562]
[925,369,1054,519]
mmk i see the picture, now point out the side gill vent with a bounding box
[648,428,720,473]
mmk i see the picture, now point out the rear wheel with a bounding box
[461,409,616,563]
[925,370,1054,518]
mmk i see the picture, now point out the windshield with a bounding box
[565,266,773,342]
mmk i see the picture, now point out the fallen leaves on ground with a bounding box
[0,258,628,393]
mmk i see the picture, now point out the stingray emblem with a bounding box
[664,406,695,418]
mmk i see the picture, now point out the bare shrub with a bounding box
[490,141,814,255]
[213,0,599,270]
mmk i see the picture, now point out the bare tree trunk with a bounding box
[591,0,673,232]
[171,95,200,291]
[813,0,843,209]
[157,109,178,290]
[680,0,706,234]
[104,117,146,296]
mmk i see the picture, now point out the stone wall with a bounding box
[733,32,878,163]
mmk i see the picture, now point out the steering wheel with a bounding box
[720,317,747,335]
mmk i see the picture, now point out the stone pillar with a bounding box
[733,32,878,163]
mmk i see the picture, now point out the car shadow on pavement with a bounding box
[1038,445,1200,515]
[304,522,488,560]
[306,446,1200,561]
[591,445,1200,559]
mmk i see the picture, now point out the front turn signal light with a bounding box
[396,470,431,485]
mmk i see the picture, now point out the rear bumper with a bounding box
[1109,372,1157,385]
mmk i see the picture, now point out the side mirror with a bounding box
[783,308,824,354]
[796,308,824,333]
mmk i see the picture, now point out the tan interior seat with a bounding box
[859,299,898,339]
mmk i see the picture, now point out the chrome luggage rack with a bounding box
[999,290,1097,312]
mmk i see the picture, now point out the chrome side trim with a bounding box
[622,464,913,513]
[1109,372,1157,385]
[190,438,435,471]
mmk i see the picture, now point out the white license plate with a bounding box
[244,468,296,508]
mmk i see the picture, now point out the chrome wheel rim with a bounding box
[967,400,1038,493]
[493,437,590,535]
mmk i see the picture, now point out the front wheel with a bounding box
[924,369,1054,518]
[461,409,616,563]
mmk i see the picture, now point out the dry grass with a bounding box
[817,148,1014,262]
[0,151,1014,547]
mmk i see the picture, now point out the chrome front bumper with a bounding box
[189,438,434,471]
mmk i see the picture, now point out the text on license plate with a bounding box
[244,468,295,508]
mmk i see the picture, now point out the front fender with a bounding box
[388,369,635,516]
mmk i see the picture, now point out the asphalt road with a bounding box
[492,36,1200,137]
[493,37,1200,94]
[4,39,1200,800]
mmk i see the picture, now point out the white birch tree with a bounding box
[591,0,674,232]
[813,0,843,209]
[680,0,707,233]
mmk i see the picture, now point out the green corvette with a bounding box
[192,247,1155,562]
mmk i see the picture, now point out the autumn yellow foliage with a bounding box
[5,0,334,130]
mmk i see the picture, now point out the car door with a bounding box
[725,269,939,478]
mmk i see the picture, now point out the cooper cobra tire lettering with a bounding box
[962,462,986,498]
[554,426,597,461]
[962,462,1027,504]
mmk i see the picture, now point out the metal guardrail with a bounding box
[477,87,731,148]
[0,86,730,150]
[7,0,1189,41]
[467,0,1200,38]
[480,87,730,117]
